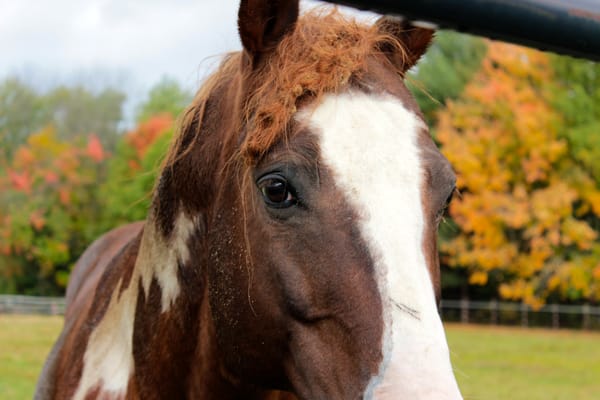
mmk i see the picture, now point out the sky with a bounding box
[0,0,379,123]
[1,0,243,101]
[0,0,372,104]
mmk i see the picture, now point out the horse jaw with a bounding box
[301,91,462,400]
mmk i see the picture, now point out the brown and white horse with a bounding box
[36,1,462,399]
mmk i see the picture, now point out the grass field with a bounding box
[446,323,600,399]
[0,315,63,400]
[1,316,599,399]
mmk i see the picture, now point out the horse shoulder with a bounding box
[35,222,144,400]
[65,221,144,318]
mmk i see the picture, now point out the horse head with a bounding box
[39,1,462,399]
[151,1,461,398]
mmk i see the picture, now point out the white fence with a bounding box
[440,299,600,330]
[0,295,65,315]
[2,295,600,330]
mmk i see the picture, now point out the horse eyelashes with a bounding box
[257,173,298,208]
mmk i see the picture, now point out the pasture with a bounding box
[0,315,598,399]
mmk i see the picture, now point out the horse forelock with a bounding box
[161,9,409,178]
[241,8,410,161]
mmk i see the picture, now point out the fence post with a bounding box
[460,298,469,324]
[552,304,560,329]
[582,304,591,330]
[521,303,529,328]
[490,299,498,325]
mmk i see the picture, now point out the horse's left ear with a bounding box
[376,17,434,74]
[238,0,299,65]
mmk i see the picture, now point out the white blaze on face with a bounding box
[301,91,462,399]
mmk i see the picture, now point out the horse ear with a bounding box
[238,0,299,64]
[376,16,434,74]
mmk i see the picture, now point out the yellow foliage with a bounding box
[469,271,488,285]
[27,126,68,157]
[437,40,600,306]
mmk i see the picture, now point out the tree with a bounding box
[0,77,126,160]
[97,115,174,232]
[0,78,49,160]
[408,31,487,126]
[550,55,600,183]
[135,77,192,123]
[437,42,600,307]
[0,128,106,294]
[45,85,125,150]
[0,76,180,295]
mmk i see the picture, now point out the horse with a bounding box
[35,1,462,399]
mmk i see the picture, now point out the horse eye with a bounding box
[437,187,456,222]
[444,187,456,207]
[257,174,297,209]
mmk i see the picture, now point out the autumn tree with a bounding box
[135,77,192,123]
[408,30,487,126]
[97,115,174,232]
[437,42,600,307]
[0,78,49,160]
[0,77,125,160]
[550,55,600,183]
[0,128,106,294]
[0,117,173,295]
[0,75,183,294]
[45,85,125,150]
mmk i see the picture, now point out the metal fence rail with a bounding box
[329,0,600,61]
[0,295,65,315]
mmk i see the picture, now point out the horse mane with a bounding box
[164,8,409,169]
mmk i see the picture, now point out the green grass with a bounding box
[446,323,600,400]
[0,315,62,400]
[1,316,599,399]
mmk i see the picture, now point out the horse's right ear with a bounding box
[376,16,434,75]
[238,0,299,66]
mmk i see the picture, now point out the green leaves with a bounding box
[0,78,125,160]
[0,109,173,295]
[136,77,192,123]
[407,30,487,127]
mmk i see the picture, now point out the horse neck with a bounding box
[120,211,205,396]
[66,211,206,399]
[132,213,288,399]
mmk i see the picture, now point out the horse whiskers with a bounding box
[391,299,422,321]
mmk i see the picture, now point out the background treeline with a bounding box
[0,78,190,294]
[1,33,599,308]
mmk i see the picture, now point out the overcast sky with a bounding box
[0,0,379,122]
[0,1,369,93]
[1,0,242,95]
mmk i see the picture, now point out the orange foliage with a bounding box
[437,42,600,306]
[8,170,32,193]
[86,134,105,162]
[0,126,104,276]
[126,114,173,160]
[29,210,46,231]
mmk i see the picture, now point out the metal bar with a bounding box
[328,0,600,61]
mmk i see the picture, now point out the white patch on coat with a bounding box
[301,91,462,399]
[139,212,197,313]
[73,212,197,399]
[72,277,137,400]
